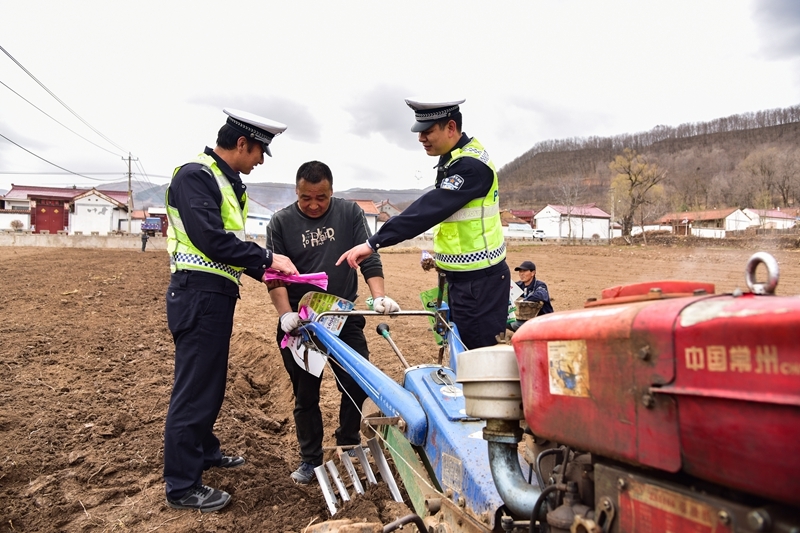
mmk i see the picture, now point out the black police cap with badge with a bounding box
[404,98,466,132]
[223,108,287,157]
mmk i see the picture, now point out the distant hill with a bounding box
[498,104,800,214]
[122,181,431,212]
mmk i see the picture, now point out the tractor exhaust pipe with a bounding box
[457,345,542,518]
[485,419,542,518]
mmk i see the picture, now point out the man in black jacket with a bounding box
[267,160,400,485]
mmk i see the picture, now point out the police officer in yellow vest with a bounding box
[337,98,510,350]
[163,109,297,513]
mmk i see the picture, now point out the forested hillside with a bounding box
[498,105,800,215]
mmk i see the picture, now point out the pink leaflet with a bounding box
[263,269,328,291]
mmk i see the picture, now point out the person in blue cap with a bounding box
[163,108,298,513]
[508,260,553,332]
[337,98,510,350]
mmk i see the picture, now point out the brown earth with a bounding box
[2,241,800,533]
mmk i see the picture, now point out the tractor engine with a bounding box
[491,253,799,532]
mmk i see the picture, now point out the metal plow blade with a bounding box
[315,437,403,516]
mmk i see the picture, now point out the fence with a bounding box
[0,232,168,250]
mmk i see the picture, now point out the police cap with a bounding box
[223,108,287,157]
[405,97,466,132]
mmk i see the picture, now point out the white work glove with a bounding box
[280,312,303,334]
[373,296,400,314]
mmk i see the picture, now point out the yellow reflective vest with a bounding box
[433,138,506,271]
[165,153,248,283]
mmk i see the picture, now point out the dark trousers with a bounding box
[141,238,148,251]
[447,261,511,350]
[276,314,369,466]
[163,278,237,500]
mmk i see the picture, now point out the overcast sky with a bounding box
[1,0,799,195]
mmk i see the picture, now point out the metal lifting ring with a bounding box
[745,252,780,295]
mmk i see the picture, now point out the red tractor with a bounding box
[504,251,799,532]
[298,252,799,532]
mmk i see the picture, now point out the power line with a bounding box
[0,170,172,179]
[0,171,126,175]
[0,80,125,158]
[0,132,110,182]
[133,158,154,188]
[0,44,128,154]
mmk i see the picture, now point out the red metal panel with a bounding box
[601,281,715,300]
[513,300,681,471]
[664,294,800,506]
[618,478,733,533]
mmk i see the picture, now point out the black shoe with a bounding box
[166,484,231,512]
[218,455,245,468]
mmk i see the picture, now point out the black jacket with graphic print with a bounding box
[266,197,384,310]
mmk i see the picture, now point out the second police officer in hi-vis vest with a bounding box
[338,98,510,351]
[163,109,297,513]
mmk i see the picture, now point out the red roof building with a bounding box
[1,184,131,235]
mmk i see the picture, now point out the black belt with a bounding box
[444,261,508,282]
[170,270,240,297]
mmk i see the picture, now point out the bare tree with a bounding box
[774,148,800,207]
[636,186,667,245]
[555,174,587,242]
[738,148,779,207]
[609,149,668,238]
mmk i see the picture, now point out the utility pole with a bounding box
[609,189,614,245]
[123,153,138,234]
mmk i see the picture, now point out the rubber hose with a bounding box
[383,513,427,532]
[530,484,561,533]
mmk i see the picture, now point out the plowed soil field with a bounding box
[2,241,799,532]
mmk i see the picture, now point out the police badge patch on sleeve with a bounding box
[440,174,464,190]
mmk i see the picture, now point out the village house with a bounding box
[244,198,274,238]
[0,184,130,235]
[742,208,797,230]
[509,209,534,226]
[659,208,751,238]
[500,210,535,239]
[375,200,403,232]
[534,204,611,241]
[351,199,381,234]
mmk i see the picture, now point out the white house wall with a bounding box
[562,217,609,240]
[364,214,378,235]
[693,228,726,238]
[533,207,561,238]
[725,210,752,231]
[631,225,673,235]
[535,207,609,240]
[761,217,795,229]
[0,212,30,230]
[4,200,30,210]
[71,196,117,235]
[245,215,271,237]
